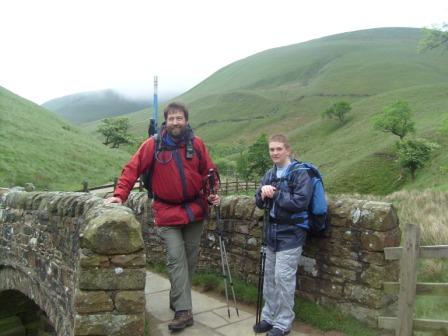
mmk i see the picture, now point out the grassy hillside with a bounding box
[0,86,131,191]
[42,89,150,124]
[103,27,447,195]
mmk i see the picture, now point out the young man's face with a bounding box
[269,141,290,167]
[166,110,187,138]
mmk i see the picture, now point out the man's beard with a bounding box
[167,125,186,139]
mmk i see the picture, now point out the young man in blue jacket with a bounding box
[253,134,312,336]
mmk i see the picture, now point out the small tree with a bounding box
[418,23,448,52]
[247,134,271,178]
[396,138,439,180]
[237,134,271,179]
[373,101,416,140]
[322,101,352,123]
[97,117,133,148]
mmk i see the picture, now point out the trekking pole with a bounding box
[221,231,240,317]
[209,170,230,317]
[255,200,269,328]
[208,169,239,318]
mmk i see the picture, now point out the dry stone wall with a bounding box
[0,189,146,336]
[0,187,400,332]
[126,192,400,326]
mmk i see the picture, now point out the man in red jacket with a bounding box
[105,102,220,332]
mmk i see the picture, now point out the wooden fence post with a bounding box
[236,176,239,193]
[396,223,420,336]
[113,177,118,191]
[225,178,228,195]
[82,180,88,193]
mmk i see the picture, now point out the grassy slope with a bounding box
[82,28,448,194]
[0,86,131,190]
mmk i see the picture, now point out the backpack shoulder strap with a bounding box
[281,160,304,180]
[141,135,159,197]
[190,136,202,160]
[262,165,275,184]
[153,133,161,154]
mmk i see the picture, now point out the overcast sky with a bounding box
[1,0,447,104]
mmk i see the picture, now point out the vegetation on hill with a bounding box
[89,27,448,195]
[97,117,135,148]
[0,86,130,191]
[419,22,448,51]
[42,89,150,124]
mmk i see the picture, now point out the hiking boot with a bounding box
[167,310,194,331]
[253,320,273,333]
[266,327,290,336]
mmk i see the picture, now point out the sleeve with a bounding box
[255,171,271,209]
[274,169,313,212]
[113,138,155,202]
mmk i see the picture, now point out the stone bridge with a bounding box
[0,189,146,335]
[0,188,401,335]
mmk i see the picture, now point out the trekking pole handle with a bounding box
[208,168,216,195]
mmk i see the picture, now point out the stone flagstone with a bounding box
[145,270,313,336]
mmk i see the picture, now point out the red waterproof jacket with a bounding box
[113,134,217,226]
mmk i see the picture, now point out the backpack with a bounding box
[298,162,328,236]
[271,161,328,236]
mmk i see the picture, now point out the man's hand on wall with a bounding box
[104,197,123,205]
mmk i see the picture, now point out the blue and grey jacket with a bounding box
[255,160,313,251]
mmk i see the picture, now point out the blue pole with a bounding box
[153,75,158,133]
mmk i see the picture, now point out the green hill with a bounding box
[42,89,150,124]
[0,86,131,191]
[109,27,448,194]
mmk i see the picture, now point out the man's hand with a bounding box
[104,197,123,205]
[261,185,276,200]
[208,194,220,206]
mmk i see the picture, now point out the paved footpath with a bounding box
[145,271,328,336]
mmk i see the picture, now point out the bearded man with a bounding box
[105,102,220,332]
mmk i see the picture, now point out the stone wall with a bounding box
[0,189,146,336]
[126,192,400,326]
[0,188,400,331]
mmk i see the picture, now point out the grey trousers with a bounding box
[157,220,204,311]
[262,246,303,332]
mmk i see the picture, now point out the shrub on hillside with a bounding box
[396,138,439,180]
[97,117,134,148]
[373,101,415,140]
[419,23,448,51]
[322,101,352,123]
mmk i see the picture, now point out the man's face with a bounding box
[269,141,290,167]
[166,110,187,138]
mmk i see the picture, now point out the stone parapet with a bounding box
[0,190,146,336]
[0,187,399,331]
